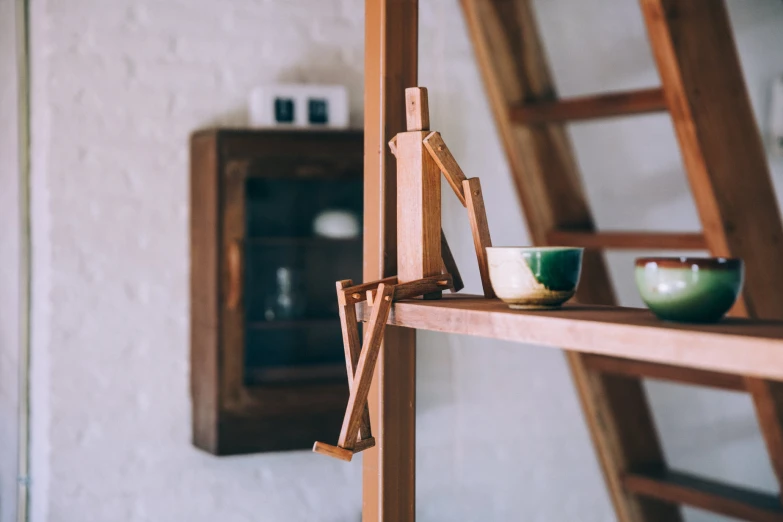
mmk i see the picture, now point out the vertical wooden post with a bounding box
[397,88,442,292]
[363,1,418,521]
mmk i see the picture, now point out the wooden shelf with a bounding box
[358,295,783,380]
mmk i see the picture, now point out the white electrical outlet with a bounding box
[771,75,783,156]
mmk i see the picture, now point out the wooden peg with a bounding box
[441,230,464,292]
[337,283,395,449]
[423,132,468,207]
[464,178,495,298]
[389,136,398,157]
[336,280,372,442]
[405,87,430,131]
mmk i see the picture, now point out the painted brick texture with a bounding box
[20,0,783,521]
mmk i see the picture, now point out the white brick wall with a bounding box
[11,0,783,521]
[29,1,366,521]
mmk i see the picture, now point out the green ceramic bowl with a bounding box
[635,257,743,323]
[487,247,583,310]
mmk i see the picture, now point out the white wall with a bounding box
[0,0,20,519]
[25,1,365,521]
[10,0,783,521]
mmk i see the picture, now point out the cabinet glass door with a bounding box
[243,176,362,385]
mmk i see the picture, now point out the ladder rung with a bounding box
[547,230,707,250]
[510,88,667,124]
[624,468,783,522]
[582,354,747,392]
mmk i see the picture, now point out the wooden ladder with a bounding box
[461,1,783,521]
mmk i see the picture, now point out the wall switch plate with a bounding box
[771,75,783,156]
[249,84,349,129]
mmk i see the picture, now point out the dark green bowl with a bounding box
[634,257,743,323]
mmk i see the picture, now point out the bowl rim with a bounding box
[486,246,584,252]
[635,257,742,269]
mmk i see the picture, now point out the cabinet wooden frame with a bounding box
[190,129,363,455]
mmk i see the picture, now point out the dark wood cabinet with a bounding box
[190,129,363,455]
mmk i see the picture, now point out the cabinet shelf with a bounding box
[358,294,783,380]
[246,364,346,384]
[247,318,337,330]
[245,236,361,246]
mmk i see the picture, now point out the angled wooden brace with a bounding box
[422,131,495,298]
[313,274,453,462]
[423,131,468,207]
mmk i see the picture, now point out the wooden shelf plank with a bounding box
[509,88,667,124]
[358,295,783,380]
[582,355,747,392]
[547,230,706,250]
[624,468,783,522]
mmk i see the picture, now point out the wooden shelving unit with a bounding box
[358,1,783,522]
[357,295,783,382]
